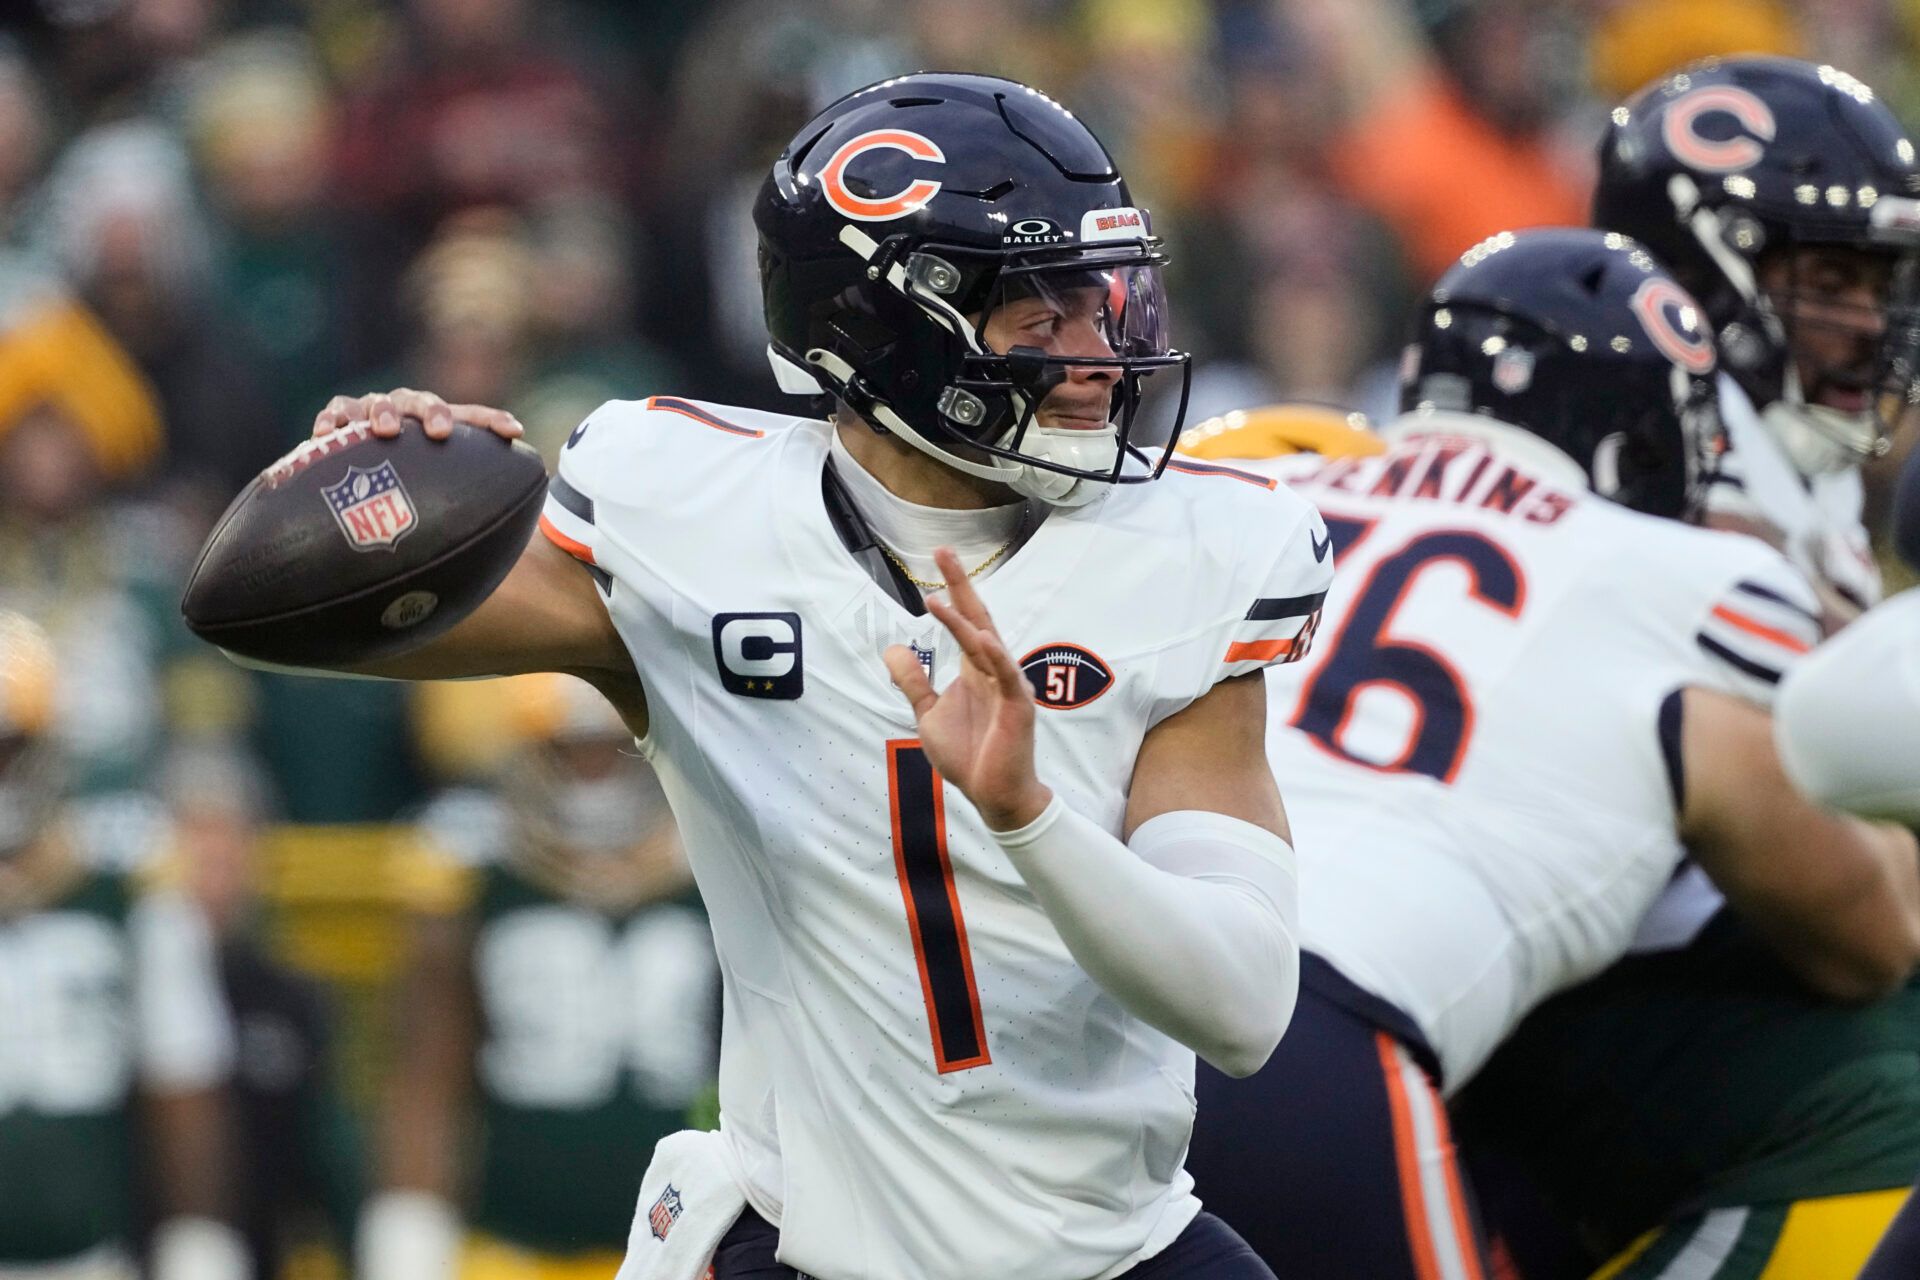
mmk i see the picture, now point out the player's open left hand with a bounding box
[884,548,1054,833]
[311,387,524,442]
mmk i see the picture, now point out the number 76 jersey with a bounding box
[1244,419,1823,1092]
[540,398,1330,1280]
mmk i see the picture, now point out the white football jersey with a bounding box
[1238,414,1822,1091]
[539,397,1330,1280]
[1702,374,1881,609]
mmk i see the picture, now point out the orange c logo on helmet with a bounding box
[818,129,946,222]
[1661,85,1777,173]
[1631,277,1717,374]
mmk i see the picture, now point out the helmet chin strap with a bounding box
[1670,175,1765,305]
[813,343,1114,508]
[802,225,1122,508]
[803,347,1024,486]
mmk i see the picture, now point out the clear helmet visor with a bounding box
[981,250,1177,368]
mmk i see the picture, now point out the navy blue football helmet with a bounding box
[754,73,1190,506]
[1400,227,1724,520]
[1595,56,1920,473]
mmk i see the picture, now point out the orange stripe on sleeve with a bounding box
[538,513,596,565]
[1710,604,1813,654]
[1224,637,1296,664]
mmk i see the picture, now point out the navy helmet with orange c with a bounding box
[754,72,1190,507]
[1400,227,1724,521]
[1595,56,1920,473]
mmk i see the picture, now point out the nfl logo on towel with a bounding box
[322,461,417,551]
[649,1185,684,1241]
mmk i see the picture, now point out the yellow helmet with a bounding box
[413,670,632,779]
[1176,403,1384,463]
[414,671,675,907]
[502,671,631,745]
[0,612,55,739]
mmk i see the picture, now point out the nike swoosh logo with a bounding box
[566,420,591,450]
[1311,528,1332,562]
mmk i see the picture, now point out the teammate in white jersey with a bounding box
[1181,229,1920,1280]
[293,74,1325,1280]
[1593,55,1920,624]
[1434,64,1920,1279]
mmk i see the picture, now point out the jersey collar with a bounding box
[1381,410,1590,492]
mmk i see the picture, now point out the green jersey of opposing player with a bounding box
[0,612,245,1280]
[359,673,718,1280]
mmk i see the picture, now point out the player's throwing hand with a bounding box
[312,387,523,441]
[883,548,1054,833]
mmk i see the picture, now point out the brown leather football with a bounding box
[181,422,547,667]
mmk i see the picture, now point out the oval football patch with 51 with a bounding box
[1018,643,1114,710]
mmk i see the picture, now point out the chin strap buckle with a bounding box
[938,386,989,427]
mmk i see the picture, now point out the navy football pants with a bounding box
[1189,962,1496,1280]
[1859,1180,1920,1279]
[711,1208,1276,1279]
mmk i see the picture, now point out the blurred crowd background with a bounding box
[1,0,1917,1275]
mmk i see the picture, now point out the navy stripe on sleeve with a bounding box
[1697,634,1784,685]
[1733,578,1821,626]
[1657,688,1686,811]
[1246,591,1329,622]
[549,473,595,524]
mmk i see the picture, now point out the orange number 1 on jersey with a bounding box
[886,740,991,1073]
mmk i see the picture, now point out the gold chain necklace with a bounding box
[876,537,1015,592]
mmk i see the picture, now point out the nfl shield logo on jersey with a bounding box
[649,1184,683,1241]
[321,461,417,551]
[911,641,934,679]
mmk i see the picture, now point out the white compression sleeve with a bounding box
[991,799,1299,1077]
[1776,588,1920,824]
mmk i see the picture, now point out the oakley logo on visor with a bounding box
[1661,86,1777,174]
[1631,277,1718,374]
[818,130,946,222]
